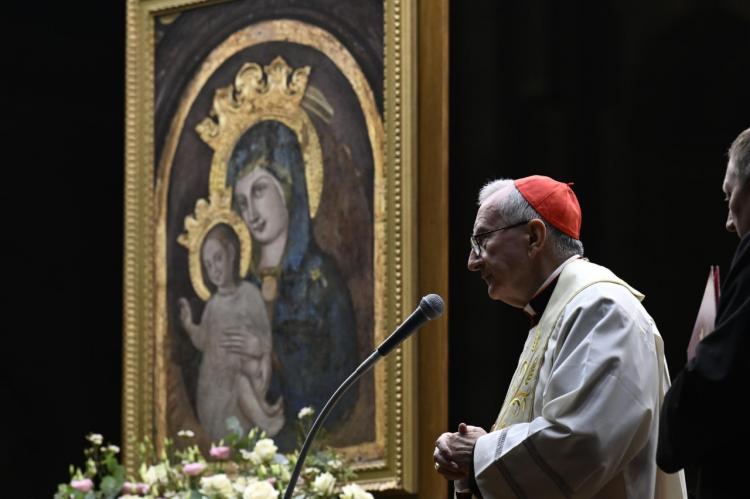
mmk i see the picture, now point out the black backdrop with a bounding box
[2,1,125,498]
[3,1,749,497]
[449,2,750,497]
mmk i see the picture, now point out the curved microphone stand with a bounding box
[282,294,444,499]
[282,351,379,499]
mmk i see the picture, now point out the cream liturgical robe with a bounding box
[472,259,686,499]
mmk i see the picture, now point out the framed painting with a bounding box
[124,0,448,493]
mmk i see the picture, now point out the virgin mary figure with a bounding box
[227,119,359,450]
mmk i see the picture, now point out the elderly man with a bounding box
[434,176,686,498]
[657,127,750,498]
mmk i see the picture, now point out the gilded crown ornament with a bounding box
[177,187,252,301]
[196,57,310,148]
[195,56,323,218]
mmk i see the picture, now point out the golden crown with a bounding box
[196,56,311,151]
[195,56,323,219]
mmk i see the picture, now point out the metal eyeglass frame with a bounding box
[470,220,529,256]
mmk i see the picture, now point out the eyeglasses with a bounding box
[470,220,529,257]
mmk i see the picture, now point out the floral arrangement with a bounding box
[55,408,373,499]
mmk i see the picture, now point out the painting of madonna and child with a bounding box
[160,28,382,459]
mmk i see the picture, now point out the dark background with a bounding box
[449,2,750,497]
[3,0,749,497]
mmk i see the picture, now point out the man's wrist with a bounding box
[454,478,473,498]
[466,440,483,498]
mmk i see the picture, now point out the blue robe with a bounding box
[229,120,359,450]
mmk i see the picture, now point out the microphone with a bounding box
[283,294,445,499]
[377,293,445,356]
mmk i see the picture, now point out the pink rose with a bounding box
[209,445,231,460]
[71,478,94,492]
[136,483,150,495]
[183,462,207,476]
[121,481,137,494]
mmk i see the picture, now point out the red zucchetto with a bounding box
[514,175,582,240]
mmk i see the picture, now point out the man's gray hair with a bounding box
[478,179,584,259]
[728,127,750,184]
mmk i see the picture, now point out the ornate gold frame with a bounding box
[124,0,433,493]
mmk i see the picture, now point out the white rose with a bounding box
[253,439,278,462]
[243,480,279,499]
[200,473,235,498]
[240,449,261,465]
[87,433,104,445]
[232,476,253,494]
[177,429,195,438]
[328,459,342,470]
[107,444,120,454]
[142,463,169,485]
[339,483,374,499]
[270,464,291,482]
[297,407,314,419]
[313,472,336,495]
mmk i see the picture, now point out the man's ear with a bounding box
[527,219,547,257]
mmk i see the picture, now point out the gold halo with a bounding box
[196,57,324,218]
[177,190,252,301]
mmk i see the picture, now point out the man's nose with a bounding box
[726,211,736,233]
[467,249,482,271]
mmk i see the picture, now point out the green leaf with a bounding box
[112,463,126,483]
[103,453,116,471]
[54,483,73,499]
[100,476,118,496]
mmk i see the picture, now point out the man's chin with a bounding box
[488,287,521,307]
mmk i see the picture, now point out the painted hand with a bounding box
[221,328,262,356]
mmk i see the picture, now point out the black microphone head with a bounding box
[419,293,445,319]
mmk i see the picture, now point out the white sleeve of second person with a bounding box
[473,283,661,498]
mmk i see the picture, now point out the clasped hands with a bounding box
[433,422,487,480]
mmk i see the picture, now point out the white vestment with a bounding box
[472,259,686,499]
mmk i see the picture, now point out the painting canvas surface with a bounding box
[154,1,383,457]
